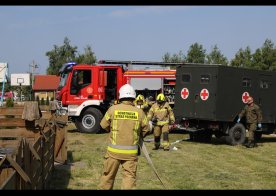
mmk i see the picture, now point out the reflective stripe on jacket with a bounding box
[100,101,149,160]
[107,143,138,154]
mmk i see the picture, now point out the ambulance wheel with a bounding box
[75,108,103,134]
[226,123,246,145]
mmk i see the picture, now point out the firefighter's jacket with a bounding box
[147,102,175,126]
[100,101,149,160]
[239,103,262,124]
[134,100,150,114]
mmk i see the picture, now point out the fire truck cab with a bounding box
[57,62,127,133]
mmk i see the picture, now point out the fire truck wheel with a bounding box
[76,108,103,134]
[226,123,246,145]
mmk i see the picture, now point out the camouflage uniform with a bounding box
[239,103,262,144]
[98,101,149,190]
[147,102,175,150]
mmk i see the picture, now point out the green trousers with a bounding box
[247,123,257,142]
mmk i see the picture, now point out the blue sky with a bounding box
[1,6,276,75]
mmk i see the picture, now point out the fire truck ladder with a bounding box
[98,60,187,67]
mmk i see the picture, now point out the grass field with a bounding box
[49,123,276,190]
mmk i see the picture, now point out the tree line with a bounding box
[46,37,276,76]
[163,39,276,71]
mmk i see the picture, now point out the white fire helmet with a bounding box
[119,84,136,100]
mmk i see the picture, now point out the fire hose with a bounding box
[139,138,168,189]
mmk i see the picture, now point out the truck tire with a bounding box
[75,108,103,134]
[226,123,246,145]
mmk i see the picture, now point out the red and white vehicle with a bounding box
[56,60,177,133]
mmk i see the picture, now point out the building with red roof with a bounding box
[32,75,60,101]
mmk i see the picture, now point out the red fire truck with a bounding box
[56,60,177,133]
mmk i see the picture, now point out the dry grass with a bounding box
[49,123,276,190]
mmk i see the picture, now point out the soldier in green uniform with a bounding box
[237,96,262,148]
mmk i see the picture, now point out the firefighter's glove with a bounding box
[237,118,240,123]
[258,123,262,129]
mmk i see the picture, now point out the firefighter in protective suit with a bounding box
[98,84,149,190]
[134,94,150,115]
[147,93,175,151]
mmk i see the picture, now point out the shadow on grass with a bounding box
[67,124,107,135]
[48,151,73,190]
[182,133,276,146]
[67,129,79,133]
[170,129,188,134]
[256,135,276,143]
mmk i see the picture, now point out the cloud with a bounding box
[108,6,192,18]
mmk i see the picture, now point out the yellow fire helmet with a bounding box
[136,94,145,102]
[156,93,165,102]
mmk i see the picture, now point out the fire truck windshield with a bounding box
[58,72,69,90]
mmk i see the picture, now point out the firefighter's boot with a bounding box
[162,132,170,151]
[246,140,255,148]
[153,136,160,150]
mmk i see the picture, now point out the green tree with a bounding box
[252,39,276,71]
[3,82,12,92]
[46,37,78,75]
[162,50,186,63]
[186,43,206,63]
[162,52,171,63]
[206,45,228,65]
[230,46,252,68]
[251,48,264,70]
[12,85,31,101]
[162,50,186,69]
[6,97,14,107]
[76,45,97,64]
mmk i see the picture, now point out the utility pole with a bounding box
[29,60,38,101]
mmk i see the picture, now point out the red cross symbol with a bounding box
[181,88,189,99]
[200,89,209,101]
[242,92,250,103]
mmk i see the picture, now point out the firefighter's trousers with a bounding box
[98,155,138,190]
[153,124,170,150]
